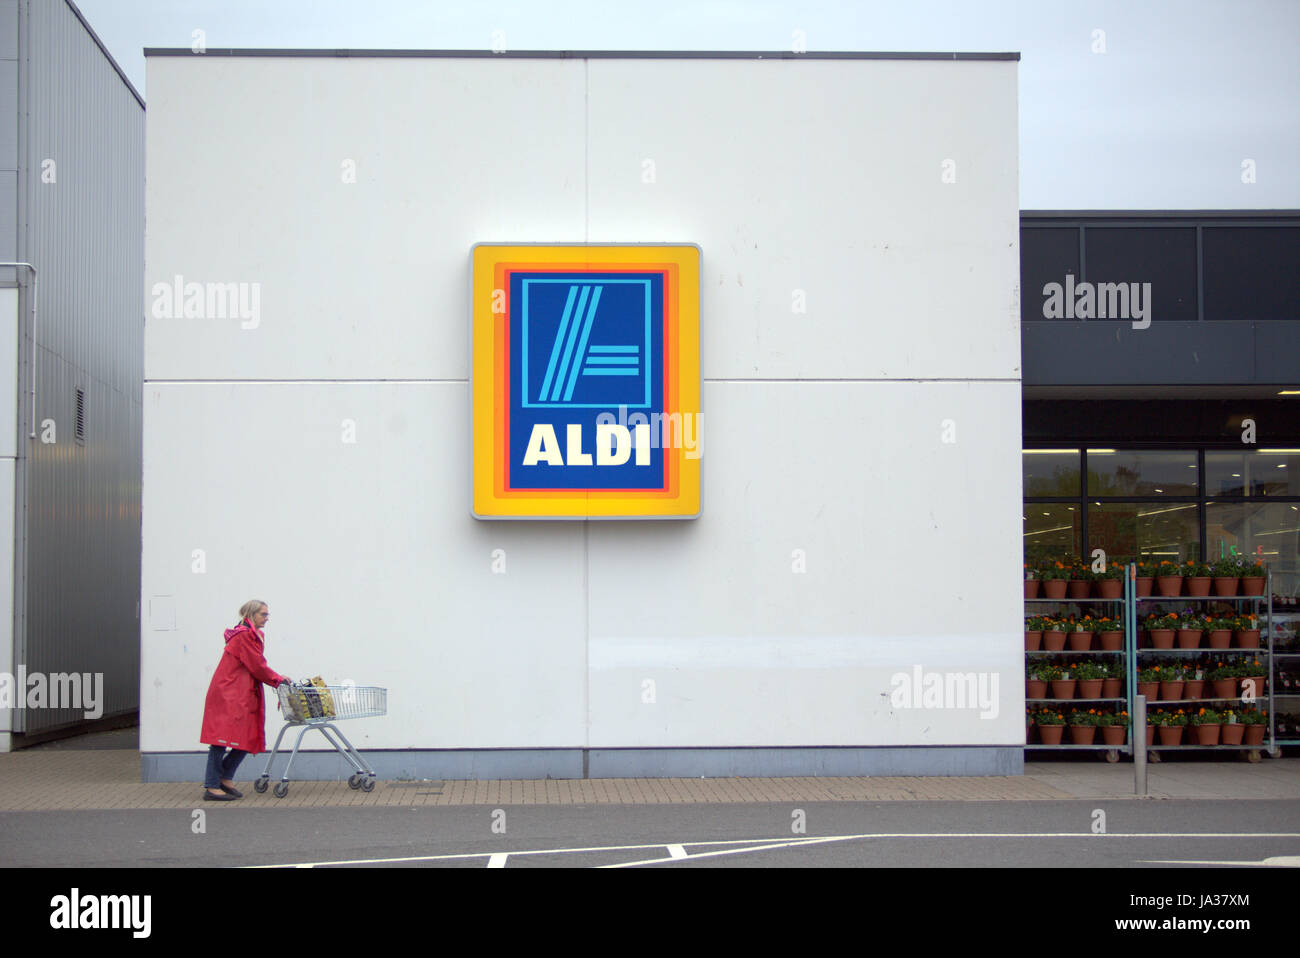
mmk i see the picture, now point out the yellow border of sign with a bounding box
[471,244,700,519]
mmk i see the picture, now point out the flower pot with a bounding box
[1050,679,1077,699]
[1137,682,1159,700]
[1042,630,1067,651]
[1156,575,1183,597]
[1025,723,1035,744]
[1098,631,1124,651]
[1240,576,1266,597]
[1207,629,1232,649]
[1213,577,1239,596]
[1078,679,1105,699]
[1102,726,1127,746]
[1244,725,1266,746]
[1038,725,1064,745]
[1149,629,1176,649]
[1026,679,1048,699]
[1024,631,1042,652]
[1067,580,1090,599]
[1185,576,1212,597]
[1158,680,1185,701]
[1135,577,1154,597]
[1220,723,1245,746]
[1101,677,1122,698]
[1239,677,1263,698]
[1194,724,1221,746]
[1176,629,1201,649]
[1146,725,1155,746]
[1069,725,1097,745]
[1068,632,1093,651]
[1183,679,1204,700]
[1235,629,1260,649]
[1157,726,1184,746]
[1043,580,1068,599]
[1024,579,1040,599]
[1096,579,1122,599]
[1211,679,1237,699]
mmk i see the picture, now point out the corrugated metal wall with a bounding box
[15,0,143,733]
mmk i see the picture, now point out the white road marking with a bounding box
[487,853,508,868]
[1138,855,1300,867]
[602,835,852,868]
[665,844,687,859]
[244,832,1300,869]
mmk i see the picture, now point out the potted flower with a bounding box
[1146,612,1179,649]
[1067,614,1092,651]
[1183,664,1206,700]
[1100,710,1129,746]
[1190,707,1222,745]
[1026,662,1049,699]
[1026,706,1036,743]
[1154,559,1183,597]
[1177,612,1207,649]
[1143,709,1157,746]
[1040,560,1069,600]
[1157,662,1186,702]
[1025,614,1045,651]
[1100,660,1123,699]
[1094,562,1124,599]
[1154,708,1188,746]
[1211,555,1243,597]
[1240,560,1266,597]
[1024,563,1039,599]
[1091,615,1124,651]
[1036,708,1066,745]
[1067,558,1091,599]
[1239,658,1266,698]
[1046,664,1075,700]
[1206,616,1234,649]
[1219,707,1245,746]
[1040,615,1067,651]
[1067,708,1101,745]
[1234,613,1261,649]
[1072,660,1107,699]
[1240,708,1268,746]
[1136,665,1161,701]
[1207,662,1239,700]
[1134,559,1155,597]
[1182,558,1212,597]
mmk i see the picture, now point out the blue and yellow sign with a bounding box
[472,244,701,518]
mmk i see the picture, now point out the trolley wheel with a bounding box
[253,777,269,794]
[1267,748,1283,760]
[360,777,375,792]
[1243,749,1262,764]
[1104,749,1120,763]
[348,773,362,789]
[1149,750,1162,764]
[273,782,289,799]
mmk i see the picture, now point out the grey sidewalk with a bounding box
[2,727,1298,810]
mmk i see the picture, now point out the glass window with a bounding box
[1023,504,1081,568]
[1022,449,1080,496]
[1203,227,1300,322]
[1206,501,1300,601]
[1086,449,1198,497]
[1205,449,1300,497]
[1090,502,1200,564]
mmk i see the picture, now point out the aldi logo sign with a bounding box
[472,245,701,518]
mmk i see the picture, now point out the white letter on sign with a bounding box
[522,424,563,466]
[596,424,631,466]
[566,424,592,466]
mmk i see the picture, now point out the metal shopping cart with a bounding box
[253,681,388,798]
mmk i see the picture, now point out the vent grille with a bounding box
[75,388,86,443]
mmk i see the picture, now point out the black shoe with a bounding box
[203,789,237,802]
[220,783,244,798]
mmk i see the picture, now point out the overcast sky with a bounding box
[73,0,1299,210]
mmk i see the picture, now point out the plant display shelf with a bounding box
[1272,647,1300,747]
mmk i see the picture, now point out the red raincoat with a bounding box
[199,622,288,754]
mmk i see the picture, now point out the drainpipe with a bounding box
[0,263,37,438]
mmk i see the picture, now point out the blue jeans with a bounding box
[204,745,249,789]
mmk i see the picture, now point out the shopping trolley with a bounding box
[253,681,388,798]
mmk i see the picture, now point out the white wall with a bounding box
[0,287,16,747]
[143,54,1021,758]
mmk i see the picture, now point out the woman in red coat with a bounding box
[199,600,290,801]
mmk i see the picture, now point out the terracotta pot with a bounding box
[1240,576,1266,597]
[1183,679,1204,700]
[1050,679,1077,699]
[1069,725,1097,745]
[1213,577,1239,596]
[1102,726,1127,746]
[1068,632,1093,651]
[1078,679,1105,699]
[1158,680,1185,701]
[1176,629,1201,649]
[1096,579,1122,599]
[1137,682,1159,700]
[1149,629,1176,649]
[1038,724,1064,745]
[1220,723,1245,746]
[1101,677,1122,698]
[1244,725,1266,746]
[1098,631,1123,651]
[1211,679,1237,699]
[1156,575,1183,597]
[1025,723,1036,744]
[1194,724,1221,746]
[1024,631,1042,651]
[1239,676,1263,698]
[1043,580,1068,599]
[1024,579,1040,599]
[1042,631,1067,651]
[1067,580,1090,599]
[1135,577,1154,597]
[1185,577,1212,597]
[1157,726,1184,746]
[1236,630,1260,649]
[1208,630,1232,649]
[1026,679,1048,699]
[1146,725,1155,746]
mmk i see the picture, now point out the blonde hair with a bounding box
[237,600,267,624]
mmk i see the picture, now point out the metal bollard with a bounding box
[1133,694,1147,796]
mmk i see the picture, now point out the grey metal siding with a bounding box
[15,0,143,733]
